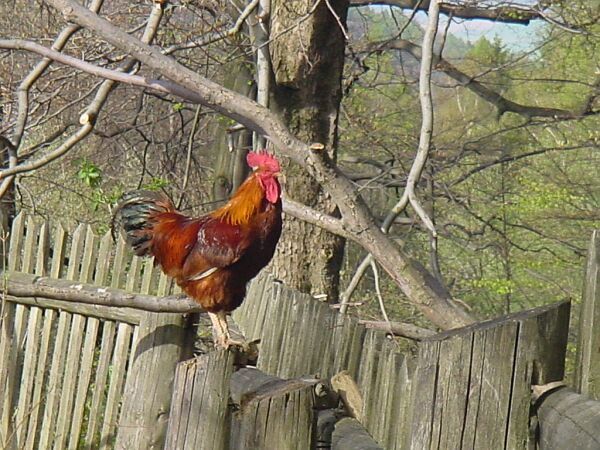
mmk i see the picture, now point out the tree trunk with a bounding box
[268,0,348,301]
[211,58,255,205]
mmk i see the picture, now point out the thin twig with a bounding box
[340,0,441,312]
[177,105,202,209]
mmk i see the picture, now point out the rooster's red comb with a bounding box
[246,150,280,172]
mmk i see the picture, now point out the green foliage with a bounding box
[142,177,170,191]
[77,159,102,188]
[75,158,123,212]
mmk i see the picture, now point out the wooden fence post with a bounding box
[407,301,570,450]
[114,312,193,449]
[165,350,237,450]
[575,230,600,399]
[536,387,600,449]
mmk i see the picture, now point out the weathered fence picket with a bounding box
[231,273,568,449]
[0,214,592,449]
[576,229,600,399]
[0,213,187,450]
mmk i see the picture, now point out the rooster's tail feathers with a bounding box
[111,190,175,256]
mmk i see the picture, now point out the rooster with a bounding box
[112,151,282,349]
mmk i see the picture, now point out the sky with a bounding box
[412,0,545,52]
[443,17,545,51]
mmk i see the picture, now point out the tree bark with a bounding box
[211,58,255,205]
[268,0,348,301]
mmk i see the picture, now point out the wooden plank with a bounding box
[0,300,16,449]
[24,308,57,450]
[99,322,133,450]
[389,353,414,450]
[94,232,113,286]
[229,367,318,450]
[537,388,600,450]
[4,294,142,324]
[83,320,116,450]
[258,283,287,374]
[38,311,72,449]
[53,314,86,450]
[110,238,128,289]
[7,212,25,271]
[125,255,142,292]
[66,224,86,281]
[472,322,518,450]
[115,311,190,449]
[408,339,440,450]
[157,272,170,296]
[331,417,383,450]
[67,317,100,450]
[49,222,67,279]
[505,302,570,449]
[576,230,600,399]
[21,216,39,274]
[165,359,196,448]
[1,304,28,447]
[434,333,474,449]
[13,306,43,448]
[165,351,236,450]
[35,221,50,276]
[140,257,155,294]
[79,226,98,283]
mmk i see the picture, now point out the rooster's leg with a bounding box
[207,311,249,350]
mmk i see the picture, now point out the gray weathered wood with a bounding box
[331,417,383,450]
[4,294,141,324]
[68,317,100,450]
[165,351,236,450]
[49,222,67,279]
[537,387,600,450]
[53,314,86,450]
[7,212,25,271]
[406,300,570,450]
[99,322,133,450]
[83,320,116,450]
[116,311,191,449]
[576,230,600,399]
[13,306,42,448]
[3,270,201,314]
[24,308,56,450]
[229,367,320,450]
[38,311,71,449]
[0,303,28,448]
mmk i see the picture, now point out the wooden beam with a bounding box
[332,417,383,450]
[536,387,600,449]
[2,271,203,313]
[575,230,600,399]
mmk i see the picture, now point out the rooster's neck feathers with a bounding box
[212,174,269,226]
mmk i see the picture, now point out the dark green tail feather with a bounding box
[111,190,174,256]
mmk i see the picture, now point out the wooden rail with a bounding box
[536,387,600,449]
[1,214,596,449]
[0,214,190,450]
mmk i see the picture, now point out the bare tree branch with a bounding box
[359,319,436,340]
[351,0,545,25]
[3,271,203,313]
[11,0,475,330]
[0,0,105,200]
[341,0,442,313]
[376,39,599,119]
[0,3,165,180]
[282,197,354,240]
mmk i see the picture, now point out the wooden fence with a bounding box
[0,214,193,450]
[163,275,569,449]
[2,215,599,449]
